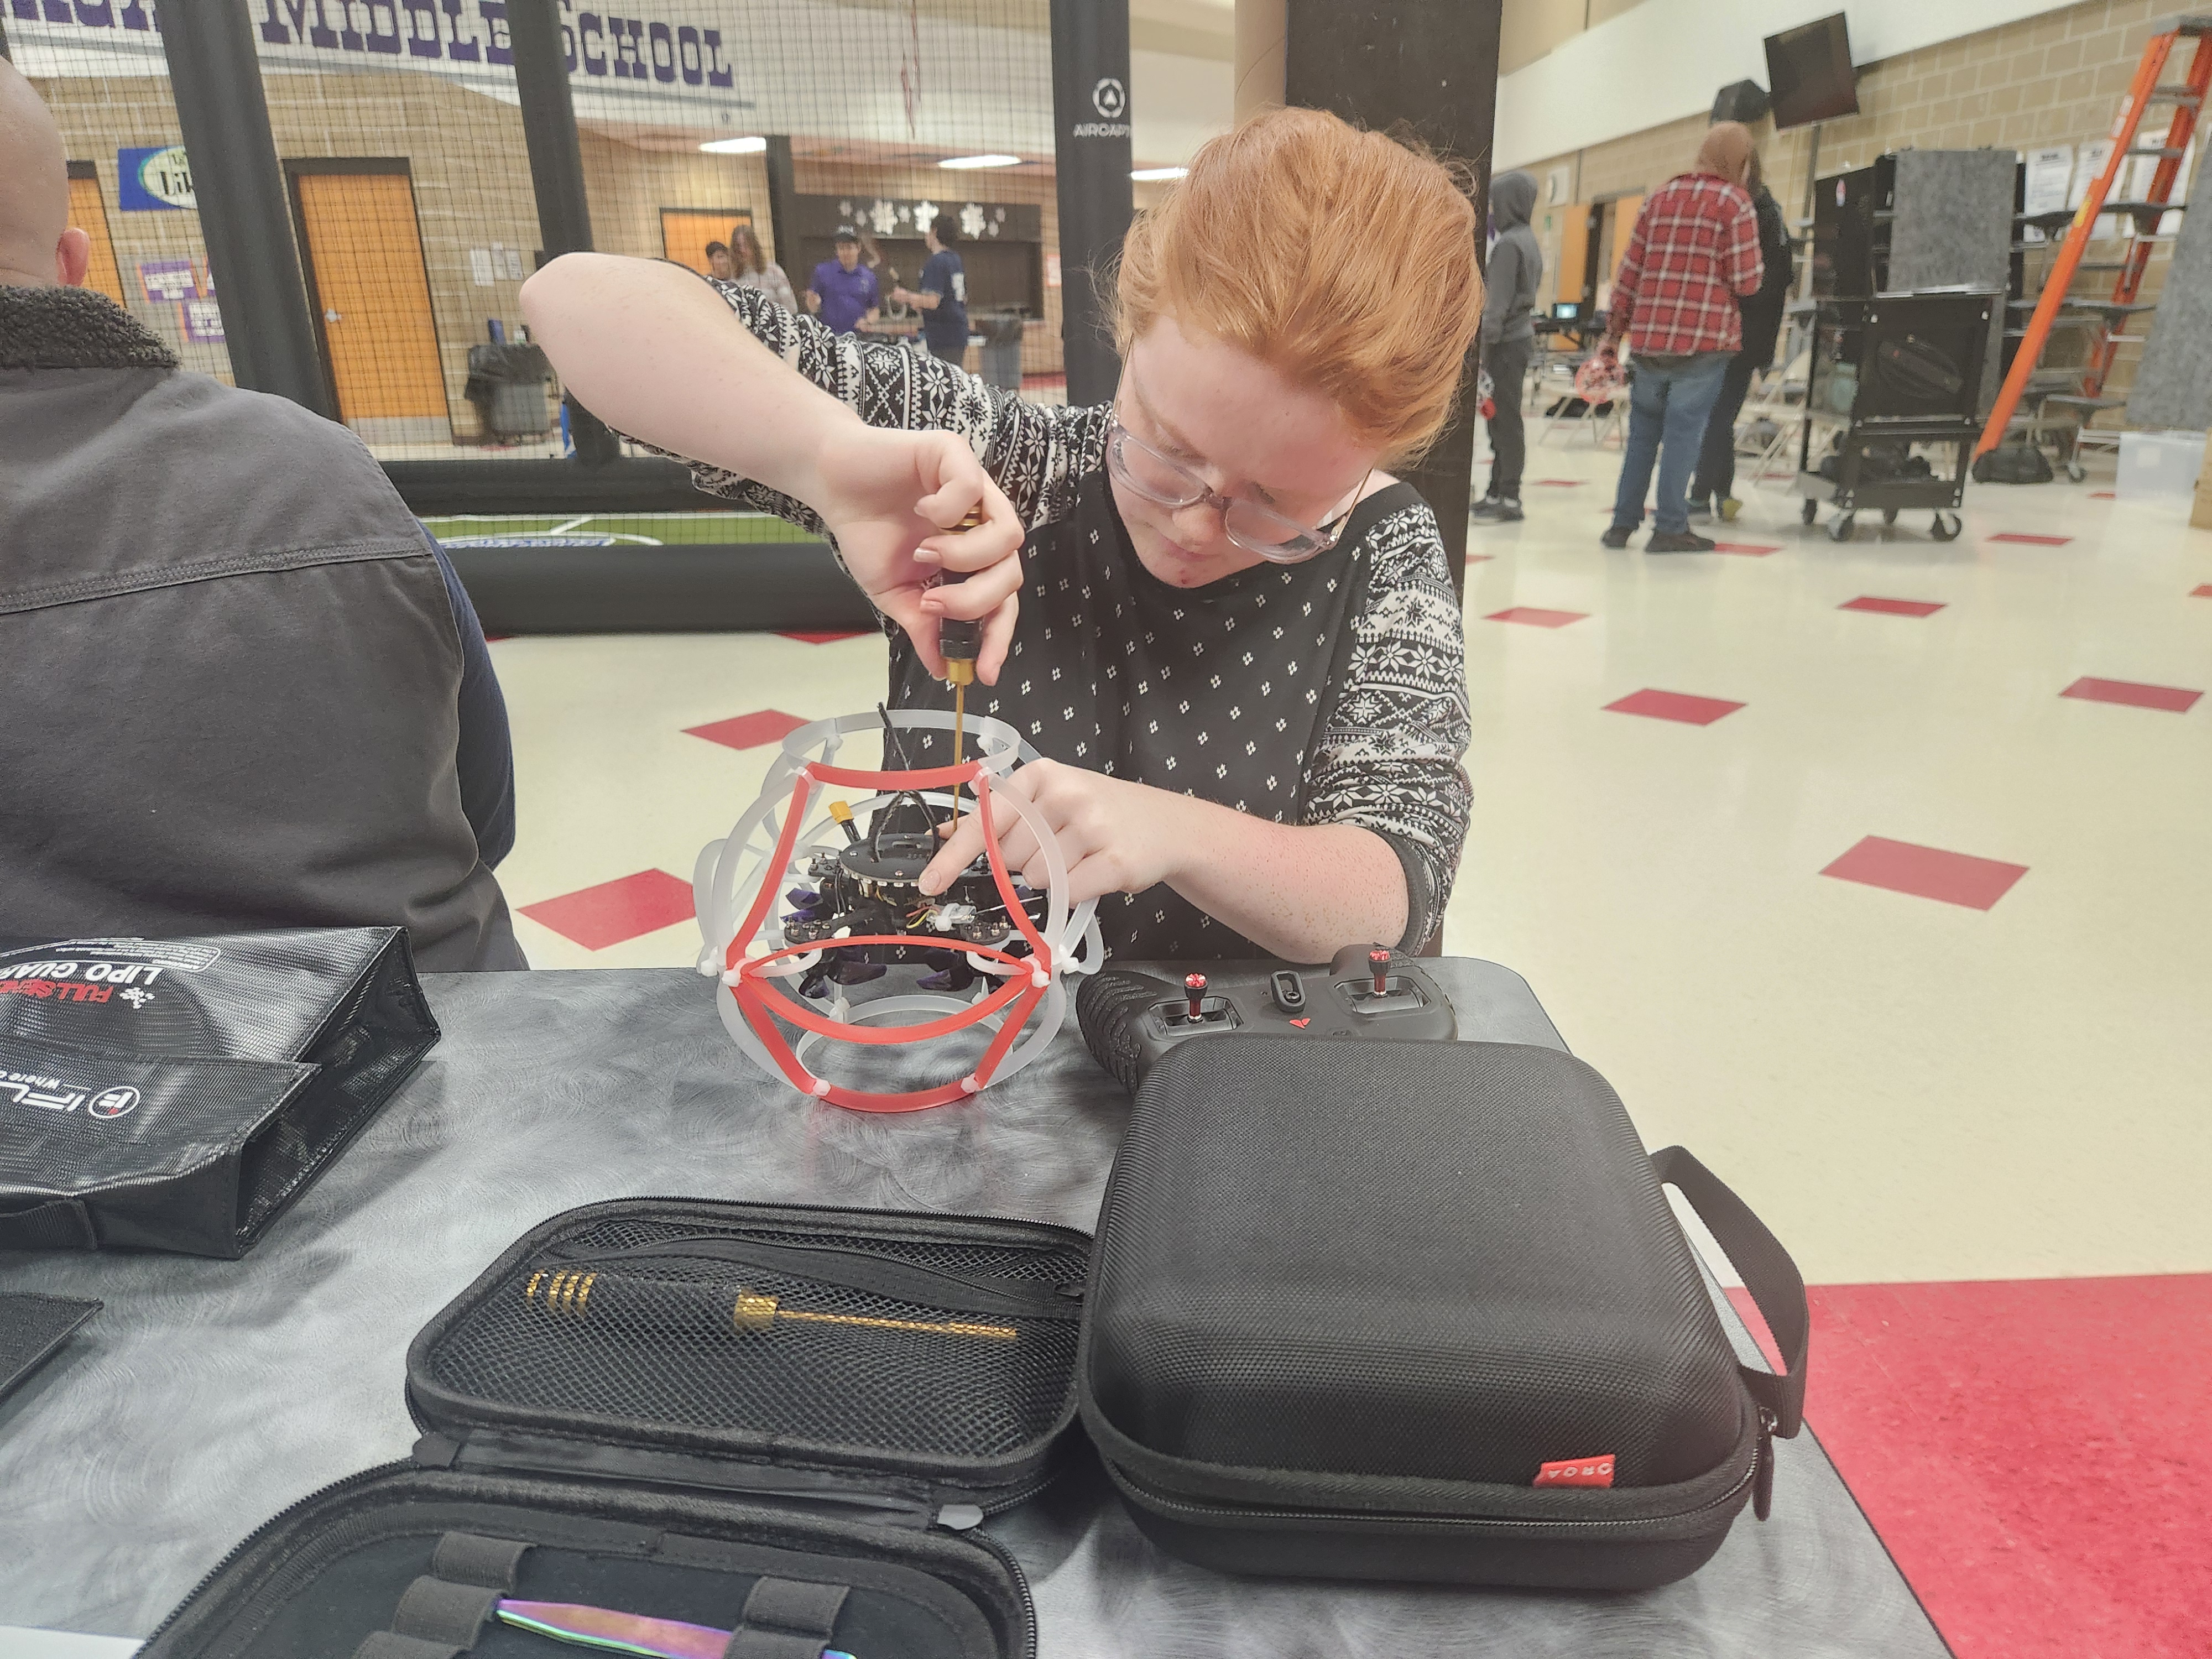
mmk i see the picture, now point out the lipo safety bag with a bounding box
[0,927,437,1257]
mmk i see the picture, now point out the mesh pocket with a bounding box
[422,1216,1086,1463]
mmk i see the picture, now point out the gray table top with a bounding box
[0,961,1944,1657]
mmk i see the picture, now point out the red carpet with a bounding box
[1777,1275,2212,1659]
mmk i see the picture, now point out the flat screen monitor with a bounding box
[1765,13,1858,129]
[1552,301,1582,321]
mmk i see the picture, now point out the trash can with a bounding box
[464,342,554,438]
[978,314,1026,391]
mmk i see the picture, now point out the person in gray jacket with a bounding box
[1471,170,1543,525]
[0,62,524,971]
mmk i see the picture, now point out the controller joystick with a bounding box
[1076,945,1457,1092]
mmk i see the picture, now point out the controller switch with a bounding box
[1269,971,1307,1014]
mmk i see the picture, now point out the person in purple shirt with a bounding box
[805,227,881,335]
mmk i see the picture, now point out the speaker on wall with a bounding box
[1711,80,1771,124]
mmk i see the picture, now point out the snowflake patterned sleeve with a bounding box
[664,278,1109,540]
[1300,499,1473,951]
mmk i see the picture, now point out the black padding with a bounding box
[723,1632,836,1659]
[740,1575,850,1636]
[392,1575,500,1646]
[429,1531,530,1590]
[352,1634,465,1659]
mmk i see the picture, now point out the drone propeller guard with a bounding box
[696,709,1100,1112]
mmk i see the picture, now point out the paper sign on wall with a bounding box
[181,298,226,344]
[117,145,194,212]
[2023,146,2072,216]
[137,258,197,302]
[468,248,496,286]
[1044,253,1062,289]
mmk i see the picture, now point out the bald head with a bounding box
[0,59,89,289]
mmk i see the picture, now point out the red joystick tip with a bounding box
[1368,949,1391,994]
[1184,972,1208,1016]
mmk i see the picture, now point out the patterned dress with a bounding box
[674,281,1472,961]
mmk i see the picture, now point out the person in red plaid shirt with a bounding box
[1599,122,1764,552]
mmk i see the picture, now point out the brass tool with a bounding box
[938,505,988,817]
[523,1268,1018,1342]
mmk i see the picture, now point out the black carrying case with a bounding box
[0,928,437,1256]
[142,1197,1092,1659]
[1078,1037,1808,1589]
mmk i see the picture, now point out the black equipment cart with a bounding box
[1797,287,1999,542]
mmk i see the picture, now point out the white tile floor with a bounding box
[491,442,2212,1290]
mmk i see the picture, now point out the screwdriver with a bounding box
[936,505,987,816]
[524,1267,1018,1342]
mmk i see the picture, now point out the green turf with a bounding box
[422,512,815,546]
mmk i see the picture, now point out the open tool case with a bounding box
[142,1198,1091,1659]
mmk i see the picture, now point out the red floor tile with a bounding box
[1485,607,1588,628]
[519,869,696,950]
[1533,478,1586,486]
[1787,1275,2212,1659]
[2192,583,2212,598]
[1605,688,1745,726]
[778,629,872,644]
[686,709,812,750]
[1987,531,2072,546]
[2060,676,2203,713]
[1713,541,1781,556]
[481,632,513,643]
[2090,490,2115,498]
[1840,596,1945,618]
[1820,836,2027,910]
[1465,553,1495,563]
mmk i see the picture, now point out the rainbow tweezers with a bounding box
[494,1599,855,1659]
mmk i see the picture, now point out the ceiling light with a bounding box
[1131,166,1188,181]
[939,153,1023,170]
[700,135,767,154]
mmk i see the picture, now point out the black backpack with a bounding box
[1973,442,2055,484]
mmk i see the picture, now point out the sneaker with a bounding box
[1472,497,1523,523]
[1719,497,1743,522]
[1646,530,1717,553]
[1600,525,1634,549]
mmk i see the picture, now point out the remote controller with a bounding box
[1075,944,1456,1091]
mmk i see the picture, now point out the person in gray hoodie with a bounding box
[1472,170,1543,524]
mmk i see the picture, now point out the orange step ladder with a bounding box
[1976,15,2212,457]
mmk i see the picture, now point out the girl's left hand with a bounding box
[916,760,1190,905]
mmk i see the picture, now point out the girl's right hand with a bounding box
[811,424,1025,683]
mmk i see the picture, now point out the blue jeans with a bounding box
[1611,352,1730,535]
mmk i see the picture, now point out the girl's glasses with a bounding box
[1104,416,1369,564]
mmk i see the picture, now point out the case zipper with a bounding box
[139,1461,418,1648]
[1111,1459,1760,1537]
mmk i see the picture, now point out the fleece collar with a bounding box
[0,283,179,372]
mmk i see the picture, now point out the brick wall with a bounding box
[1515,0,2198,409]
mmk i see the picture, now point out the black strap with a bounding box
[723,1577,850,1659]
[1650,1146,1808,1438]
[392,1576,500,1647]
[0,1198,99,1250]
[352,1636,463,1659]
[430,1532,530,1591]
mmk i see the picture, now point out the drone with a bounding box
[695,706,1101,1113]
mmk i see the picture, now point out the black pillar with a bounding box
[161,0,331,417]
[1285,0,1502,596]
[764,135,798,276]
[1049,0,1134,406]
[507,0,618,463]
[0,12,13,60]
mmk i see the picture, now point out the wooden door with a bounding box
[289,165,449,425]
[1606,194,1645,282]
[1550,202,1592,313]
[66,164,127,306]
[661,207,753,275]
